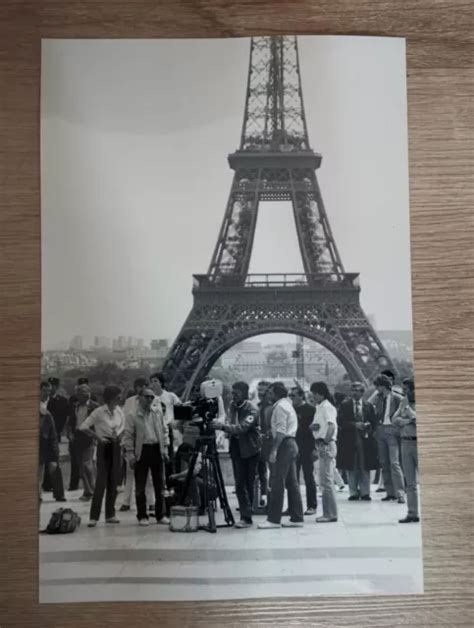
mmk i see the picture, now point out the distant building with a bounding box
[221,341,264,368]
[70,335,83,351]
[151,339,169,358]
[94,336,111,349]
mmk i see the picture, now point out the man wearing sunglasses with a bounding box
[123,388,170,526]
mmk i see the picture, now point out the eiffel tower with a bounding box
[162,36,396,398]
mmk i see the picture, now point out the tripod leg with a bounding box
[211,452,235,526]
[201,450,216,533]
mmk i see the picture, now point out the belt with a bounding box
[401,436,417,441]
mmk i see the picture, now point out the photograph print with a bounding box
[39,35,422,602]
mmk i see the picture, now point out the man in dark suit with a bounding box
[373,374,405,503]
[337,382,378,500]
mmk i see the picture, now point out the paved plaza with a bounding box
[39,484,423,603]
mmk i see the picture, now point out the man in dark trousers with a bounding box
[39,381,66,502]
[42,377,70,492]
[123,388,170,526]
[337,382,378,500]
[290,386,318,515]
[212,381,261,529]
[256,380,271,506]
[258,382,304,529]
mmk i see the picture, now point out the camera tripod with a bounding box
[179,433,235,533]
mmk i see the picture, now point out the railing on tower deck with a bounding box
[193,273,360,290]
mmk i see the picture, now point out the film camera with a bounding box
[174,379,223,433]
[171,379,235,533]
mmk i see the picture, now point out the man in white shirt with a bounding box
[258,382,304,529]
[79,385,125,526]
[123,388,170,526]
[309,381,339,522]
[373,374,405,503]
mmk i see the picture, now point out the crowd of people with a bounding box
[38,368,419,531]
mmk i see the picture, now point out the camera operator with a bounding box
[211,381,260,529]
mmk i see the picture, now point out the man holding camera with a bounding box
[211,381,260,529]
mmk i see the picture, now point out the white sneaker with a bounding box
[234,519,252,529]
[258,520,281,529]
[87,520,97,528]
[139,519,150,526]
[157,516,170,525]
[281,520,304,528]
[105,517,120,524]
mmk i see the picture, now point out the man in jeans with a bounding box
[123,388,170,526]
[212,381,260,528]
[258,382,304,529]
[373,374,405,503]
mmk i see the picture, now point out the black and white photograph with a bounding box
[39,35,422,603]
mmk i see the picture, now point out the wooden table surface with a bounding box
[0,1,473,626]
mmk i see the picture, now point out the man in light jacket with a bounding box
[123,388,170,526]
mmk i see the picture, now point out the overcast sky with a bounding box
[41,36,412,350]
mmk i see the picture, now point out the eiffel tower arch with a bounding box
[162,36,396,398]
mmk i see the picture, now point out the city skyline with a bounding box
[44,328,413,354]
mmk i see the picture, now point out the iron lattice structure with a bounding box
[161,36,396,398]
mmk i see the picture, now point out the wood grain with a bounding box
[0,1,473,626]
